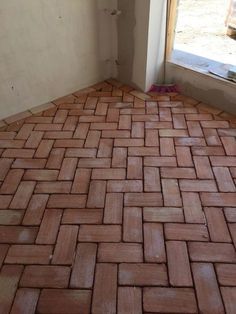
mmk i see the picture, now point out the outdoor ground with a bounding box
[174,0,236,66]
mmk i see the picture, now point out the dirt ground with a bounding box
[174,0,236,65]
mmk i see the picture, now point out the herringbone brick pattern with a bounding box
[0,79,236,313]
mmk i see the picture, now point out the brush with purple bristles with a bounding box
[149,83,179,94]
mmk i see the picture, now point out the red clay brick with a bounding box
[10,181,35,209]
[161,167,196,179]
[0,158,13,180]
[84,130,101,148]
[22,194,48,226]
[201,192,236,207]
[144,223,166,262]
[92,263,117,314]
[35,139,54,158]
[192,146,225,156]
[11,288,39,314]
[12,158,47,169]
[192,263,224,314]
[36,209,62,244]
[145,129,159,146]
[176,146,193,166]
[48,194,86,208]
[63,116,78,131]
[78,157,110,168]
[46,148,65,169]
[221,287,236,314]
[118,287,142,314]
[187,121,203,136]
[87,180,106,208]
[98,243,143,262]
[179,179,217,192]
[24,169,58,181]
[182,192,205,223]
[92,168,126,180]
[143,207,184,222]
[119,115,131,129]
[167,241,193,286]
[175,137,206,146]
[106,108,119,122]
[0,195,12,209]
[73,122,89,139]
[58,158,77,180]
[143,287,198,313]
[189,242,236,262]
[204,128,222,145]
[128,146,159,156]
[123,207,142,242]
[205,207,231,242]
[124,192,163,207]
[54,139,83,148]
[97,138,113,157]
[114,138,144,147]
[0,169,24,194]
[79,225,121,242]
[144,167,160,192]
[127,157,142,179]
[52,225,78,265]
[0,226,38,244]
[144,156,177,167]
[5,245,53,264]
[201,120,229,128]
[35,181,71,194]
[112,147,127,167]
[210,156,236,166]
[216,264,236,286]
[173,114,187,129]
[165,223,209,241]
[162,179,182,207]
[37,289,91,314]
[20,265,70,288]
[95,102,108,115]
[102,130,130,138]
[119,263,168,286]
[0,265,23,314]
[71,168,91,193]
[62,208,103,224]
[160,137,175,156]
[2,148,34,158]
[131,122,144,138]
[159,129,188,137]
[193,156,214,179]
[104,193,123,224]
[70,243,97,288]
[25,131,43,148]
[213,167,236,192]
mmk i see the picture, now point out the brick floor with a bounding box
[0,79,236,313]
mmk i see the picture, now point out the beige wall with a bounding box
[0,0,117,119]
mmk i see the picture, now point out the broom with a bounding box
[149,0,179,93]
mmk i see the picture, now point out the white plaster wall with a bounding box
[0,0,117,119]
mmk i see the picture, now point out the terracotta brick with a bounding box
[52,225,78,265]
[25,131,43,148]
[187,121,203,137]
[107,180,142,193]
[20,265,70,288]
[224,207,236,222]
[35,139,54,158]
[229,223,236,247]
[182,192,205,223]
[0,225,38,244]
[128,146,159,156]
[125,192,163,207]
[114,138,144,147]
[146,101,158,114]
[106,108,119,122]
[84,130,100,148]
[46,148,65,169]
[210,156,236,167]
[62,208,102,224]
[78,157,110,168]
[12,158,47,169]
[167,241,193,286]
[11,288,39,314]
[201,120,229,128]
[179,179,217,192]
[102,130,130,138]
[97,138,113,157]
[2,148,35,158]
[192,146,225,156]
[160,138,175,156]
[100,96,121,102]
[173,114,187,129]
[144,223,166,262]
[92,168,126,180]
[123,207,142,242]
[205,207,231,242]
[127,157,142,179]
[221,287,236,314]
[175,137,206,146]
[0,265,23,314]
[35,123,62,131]
[119,263,168,286]
[87,181,106,208]
[71,168,91,193]
[104,193,123,224]
[44,131,73,139]
[112,147,127,168]
[201,192,236,207]
[20,195,46,227]
[143,287,197,313]
[216,264,236,286]
[53,109,68,123]
[144,167,160,192]
[143,207,184,222]
[161,167,196,179]
[36,209,62,244]
[95,102,108,115]
[192,263,224,314]
[0,169,24,194]
[0,158,13,180]
[10,181,35,209]
[35,181,71,194]
[54,139,83,148]
[70,243,97,288]
[79,225,121,242]
[132,114,159,122]
[24,169,58,181]
[118,287,142,314]
[131,122,144,138]
[203,128,221,146]
[58,158,77,180]
[176,146,193,167]
[16,123,34,139]
[0,195,12,209]
[144,156,177,167]
[119,115,131,129]
[5,245,52,264]
[193,156,214,179]
[63,116,78,131]
[162,179,182,207]
[159,107,172,121]
[92,263,117,314]
[189,242,236,262]
[98,243,143,262]
[165,223,209,241]
[145,121,172,129]
[159,129,188,137]
[0,139,25,148]
[48,194,86,208]
[73,122,89,139]
[213,167,236,192]
[37,289,91,314]
[145,129,159,146]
